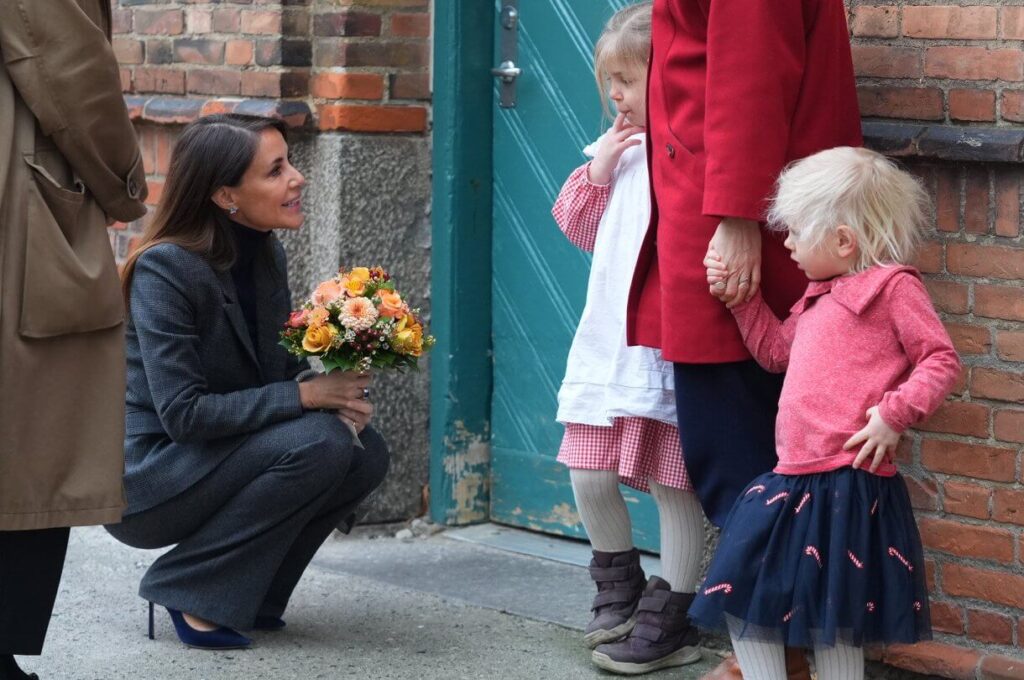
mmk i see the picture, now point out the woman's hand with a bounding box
[588,112,644,186]
[337,398,374,434]
[843,406,901,473]
[298,370,370,411]
[708,218,761,308]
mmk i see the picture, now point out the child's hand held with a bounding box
[589,112,644,186]
[843,406,900,473]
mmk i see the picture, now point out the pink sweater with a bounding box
[731,265,960,476]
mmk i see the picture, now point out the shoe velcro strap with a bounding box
[589,564,637,581]
[592,589,639,609]
[630,623,667,643]
[637,596,668,613]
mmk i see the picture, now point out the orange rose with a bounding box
[311,279,344,307]
[308,306,330,327]
[377,290,406,318]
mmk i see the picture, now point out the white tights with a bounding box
[569,468,704,592]
[728,622,865,680]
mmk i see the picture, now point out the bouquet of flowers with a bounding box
[280,266,434,373]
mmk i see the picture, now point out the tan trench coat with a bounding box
[0,0,147,530]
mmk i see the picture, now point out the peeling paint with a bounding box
[440,419,491,524]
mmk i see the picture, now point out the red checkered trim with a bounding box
[551,162,610,253]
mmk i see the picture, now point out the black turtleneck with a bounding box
[229,220,271,348]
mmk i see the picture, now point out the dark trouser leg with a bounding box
[0,528,70,655]
[106,413,388,630]
[258,426,390,619]
[673,360,783,527]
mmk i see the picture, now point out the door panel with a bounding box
[489,0,661,551]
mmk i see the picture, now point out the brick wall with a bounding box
[848,2,1024,678]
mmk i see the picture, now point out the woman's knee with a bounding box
[356,426,391,486]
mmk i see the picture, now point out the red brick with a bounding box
[952,366,969,396]
[950,88,997,123]
[313,11,382,37]
[994,488,1024,527]
[318,104,427,132]
[918,516,1015,563]
[187,69,241,96]
[947,243,1024,280]
[966,609,1013,645]
[155,129,175,176]
[975,285,1024,322]
[213,8,241,33]
[174,39,225,65]
[918,399,989,437]
[241,10,281,35]
[390,12,430,37]
[310,73,384,100]
[936,168,960,232]
[964,168,990,233]
[925,280,969,314]
[857,86,944,121]
[945,323,991,356]
[112,8,132,34]
[135,9,184,36]
[225,40,253,66]
[903,6,998,39]
[883,641,981,680]
[980,653,1024,680]
[1002,7,1024,40]
[333,0,427,5]
[185,7,213,34]
[943,480,991,519]
[113,39,143,65]
[944,563,1024,609]
[925,47,1024,82]
[921,439,1017,482]
[994,409,1024,443]
[144,179,163,207]
[905,475,939,510]
[852,46,921,79]
[240,72,281,98]
[317,41,429,69]
[930,600,964,635]
[972,367,1024,403]
[996,331,1024,363]
[851,5,898,37]
[137,127,157,176]
[133,67,185,95]
[925,558,936,591]
[913,240,943,274]
[390,72,430,100]
[995,172,1021,237]
[119,68,132,93]
[1004,90,1024,123]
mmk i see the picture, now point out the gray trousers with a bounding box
[107,413,389,630]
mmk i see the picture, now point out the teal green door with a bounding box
[489,0,661,551]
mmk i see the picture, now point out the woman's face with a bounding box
[222,128,305,232]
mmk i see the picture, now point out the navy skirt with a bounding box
[688,467,931,649]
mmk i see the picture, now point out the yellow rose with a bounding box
[302,323,338,353]
[392,319,423,356]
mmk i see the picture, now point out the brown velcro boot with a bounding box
[591,576,703,674]
[583,548,647,649]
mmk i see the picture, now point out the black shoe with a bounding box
[0,654,38,680]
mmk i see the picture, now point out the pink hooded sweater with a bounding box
[731,265,961,476]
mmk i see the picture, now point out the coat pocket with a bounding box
[19,157,125,338]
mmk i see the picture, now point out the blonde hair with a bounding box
[768,147,931,273]
[594,2,652,119]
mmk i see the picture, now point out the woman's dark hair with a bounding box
[120,113,288,303]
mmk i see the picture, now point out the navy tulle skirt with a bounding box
[688,467,931,649]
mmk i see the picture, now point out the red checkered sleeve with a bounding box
[551,162,610,253]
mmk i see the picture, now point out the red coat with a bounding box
[627,0,863,363]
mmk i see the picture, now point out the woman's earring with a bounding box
[228,206,239,216]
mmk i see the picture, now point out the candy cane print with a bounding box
[782,608,799,623]
[847,550,864,569]
[888,547,914,572]
[794,493,811,515]
[703,583,734,596]
[745,485,766,496]
[913,601,922,612]
[804,545,823,568]
[870,499,879,516]
[765,491,789,506]
[865,601,876,613]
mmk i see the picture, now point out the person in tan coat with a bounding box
[0,1,147,677]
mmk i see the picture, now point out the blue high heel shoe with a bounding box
[148,601,252,650]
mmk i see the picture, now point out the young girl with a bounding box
[694,146,960,680]
[551,3,704,675]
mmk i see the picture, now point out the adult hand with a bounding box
[337,398,374,434]
[708,217,761,308]
[588,112,644,186]
[298,370,370,411]
[843,406,901,473]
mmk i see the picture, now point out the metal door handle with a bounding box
[491,61,521,83]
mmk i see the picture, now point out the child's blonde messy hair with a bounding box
[768,147,931,273]
[594,2,652,119]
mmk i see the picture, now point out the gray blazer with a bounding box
[123,238,310,515]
